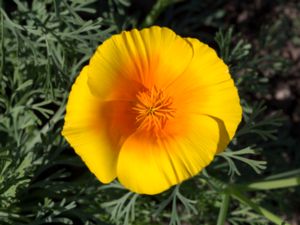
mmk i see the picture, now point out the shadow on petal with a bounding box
[100,100,138,149]
[207,115,231,153]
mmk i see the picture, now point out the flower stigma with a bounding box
[133,87,176,132]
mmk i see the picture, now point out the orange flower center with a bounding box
[133,87,175,132]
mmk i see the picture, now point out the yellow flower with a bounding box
[62,26,242,195]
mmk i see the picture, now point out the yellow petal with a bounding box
[167,38,242,152]
[117,115,221,195]
[192,81,242,152]
[87,26,194,101]
[62,67,120,183]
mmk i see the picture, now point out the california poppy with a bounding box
[62,26,242,195]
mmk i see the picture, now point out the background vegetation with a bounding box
[0,0,299,224]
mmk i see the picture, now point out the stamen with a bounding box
[133,87,175,132]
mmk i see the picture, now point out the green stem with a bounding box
[264,169,300,180]
[216,193,230,225]
[244,176,300,191]
[0,0,4,82]
[230,188,291,225]
[142,0,177,27]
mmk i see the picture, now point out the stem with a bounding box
[264,169,300,180]
[217,193,230,225]
[142,0,176,27]
[244,176,300,191]
[0,0,4,82]
[230,188,291,225]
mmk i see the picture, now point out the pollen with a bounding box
[133,87,176,132]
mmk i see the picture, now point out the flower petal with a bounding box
[167,38,242,152]
[87,26,194,100]
[117,115,221,195]
[62,67,120,183]
[190,81,242,152]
